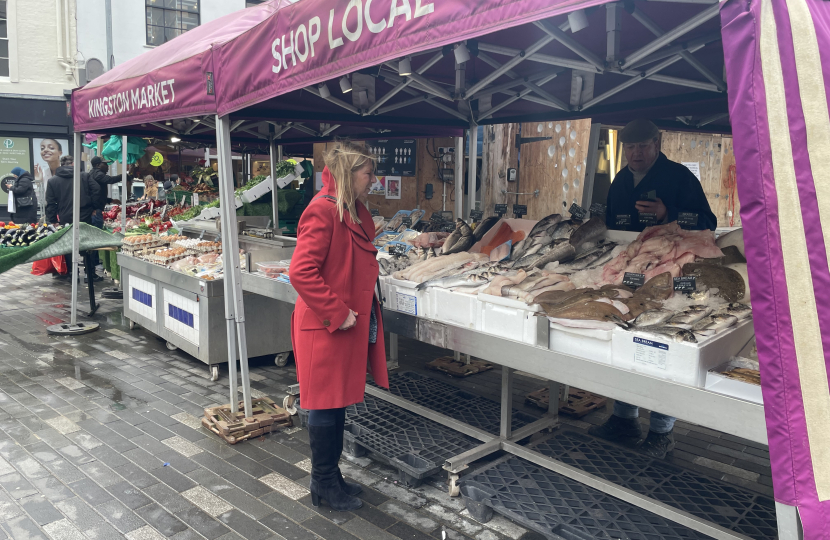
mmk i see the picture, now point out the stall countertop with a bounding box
[117,252,225,297]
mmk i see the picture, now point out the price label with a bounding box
[673,276,697,292]
[569,203,587,220]
[615,214,632,227]
[639,212,657,226]
[401,216,412,228]
[622,272,645,289]
[370,208,380,216]
[441,222,457,233]
[512,205,528,218]
[470,210,483,221]
[389,243,408,256]
[589,203,607,216]
[439,211,454,221]
[678,212,699,229]
[494,204,508,217]
[430,213,445,223]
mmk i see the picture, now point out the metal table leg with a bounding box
[388,332,399,370]
[775,502,803,540]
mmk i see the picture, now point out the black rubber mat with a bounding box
[371,371,540,435]
[461,429,777,540]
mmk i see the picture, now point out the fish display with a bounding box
[473,216,501,243]
[717,302,752,320]
[692,314,738,336]
[636,326,698,343]
[716,228,745,257]
[568,216,607,247]
[513,239,576,270]
[633,309,675,327]
[510,213,564,261]
[441,220,474,255]
[601,222,723,284]
[666,305,713,328]
[635,272,674,301]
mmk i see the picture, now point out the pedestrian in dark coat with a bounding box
[3,167,38,224]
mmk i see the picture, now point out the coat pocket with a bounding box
[299,308,326,330]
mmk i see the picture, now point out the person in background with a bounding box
[290,141,389,511]
[46,155,100,279]
[141,175,159,200]
[88,156,121,224]
[2,167,38,224]
[605,119,717,232]
[34,139,63,185]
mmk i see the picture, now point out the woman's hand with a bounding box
[339,310,357,330]
[34,165,43,184]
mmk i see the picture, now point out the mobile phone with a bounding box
[638,190,657,202]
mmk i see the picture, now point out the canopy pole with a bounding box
[268,135,280,232]
[216,115,252,418]
[454,136,463,220]
[467,125,478,220]
[121,136,127,234]
[70,132,82,325]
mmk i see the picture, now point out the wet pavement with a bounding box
[0,265,773,539]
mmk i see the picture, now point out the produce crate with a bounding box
[202,397,292,445]
[241,179,273,204]
[525,386,607,417]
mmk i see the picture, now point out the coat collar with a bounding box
[320,167,377,249]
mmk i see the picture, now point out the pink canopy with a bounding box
[71,0,830,536]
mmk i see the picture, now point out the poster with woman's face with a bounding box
[32,138,68,185]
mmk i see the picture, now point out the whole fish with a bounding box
[641,326,698,343]
[416,273,490,290]
[440,220,463,255]
[569,242,617,270]
[717,302,752,321]
[526,240,576,269]
[692,314,738,335]
[427,247,437,259]
[378,258,390,276]
[442,220,474,255]
[473,216,501,243]
[633,309,675,327]
[511,214,564,260]
[569,216,608,248]
[667,305,712,326]
[550,219,581,241]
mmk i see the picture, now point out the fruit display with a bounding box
[0,223,64,247]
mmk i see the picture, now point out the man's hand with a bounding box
[339,310,358,331]
[635,198,667,221]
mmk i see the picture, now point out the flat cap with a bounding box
[619,119,660,143]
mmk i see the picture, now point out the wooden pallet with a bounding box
[426,356,494,378]
[526,387,608,418]
[202,396,292,444]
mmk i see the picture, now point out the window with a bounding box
[146,0,199,47]
[246,0,266,6]
[0,1,8,77]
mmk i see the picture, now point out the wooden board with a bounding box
[514,119,592,220]
[482,124,519,218]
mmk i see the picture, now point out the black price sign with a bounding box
[389,243,408,256]
[512,205,528,218]
[441,222,457,233]
[615,214,632,227]
[622,272,645,289]
[673,276,697,292]
[470,210,483,221]
[589,203,607,216]
[639,212,657,226]
[370,208,380,216]
[430,213,445,223]
[401,216,412,228]
[494,204,508,216]
[569,203,587,220]
[678,212,699,229]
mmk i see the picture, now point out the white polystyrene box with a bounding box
[549,323,614,365]
[241,179,273,203]
[705,358,763,404]
[385,277,429,318]
[430,288,479,329]
[611,319,755,387]
[477,293,542,345]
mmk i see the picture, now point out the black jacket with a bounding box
[605,152,717,232]
[45,166,100,225]
[88,167,121,211]
[6,172,38,224]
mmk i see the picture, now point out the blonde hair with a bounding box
[144,175,157,186]
[323,140,376,223]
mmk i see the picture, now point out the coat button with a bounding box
[323,319,331,327]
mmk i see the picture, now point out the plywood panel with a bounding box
[482,124,519,218]
[516,119,592,220]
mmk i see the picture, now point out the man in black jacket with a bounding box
[45,155,100,226]
[88,156,121,217]
[604,119,717,233]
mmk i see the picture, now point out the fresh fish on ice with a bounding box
[638,326,698,343]
[633,309,674,327]
[667,305,712,326]
[717,302,752,321]
[692,314,738,336]
[569,216,608,248]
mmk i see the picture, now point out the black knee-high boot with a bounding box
[308,423,363,511]
[334,408,363,496]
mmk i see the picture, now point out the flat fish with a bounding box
[682,263,746,302]
[544,299,627,321]
[569,216,608,248]
[634,272,673,301]
[716,228,745,257]
[633,309,674,327]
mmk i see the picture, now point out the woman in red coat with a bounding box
[290,141,389,511]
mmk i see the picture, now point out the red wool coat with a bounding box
[290,167,389,409]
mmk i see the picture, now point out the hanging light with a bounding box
[318,83,331,99]
[453,42,470,64]
[170,137,181,143]
[568,9,589,33]
[398,57,412,76]
[165,120,172,126]
[339,76,352,93]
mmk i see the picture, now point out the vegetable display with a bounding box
[0,223,64,247]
